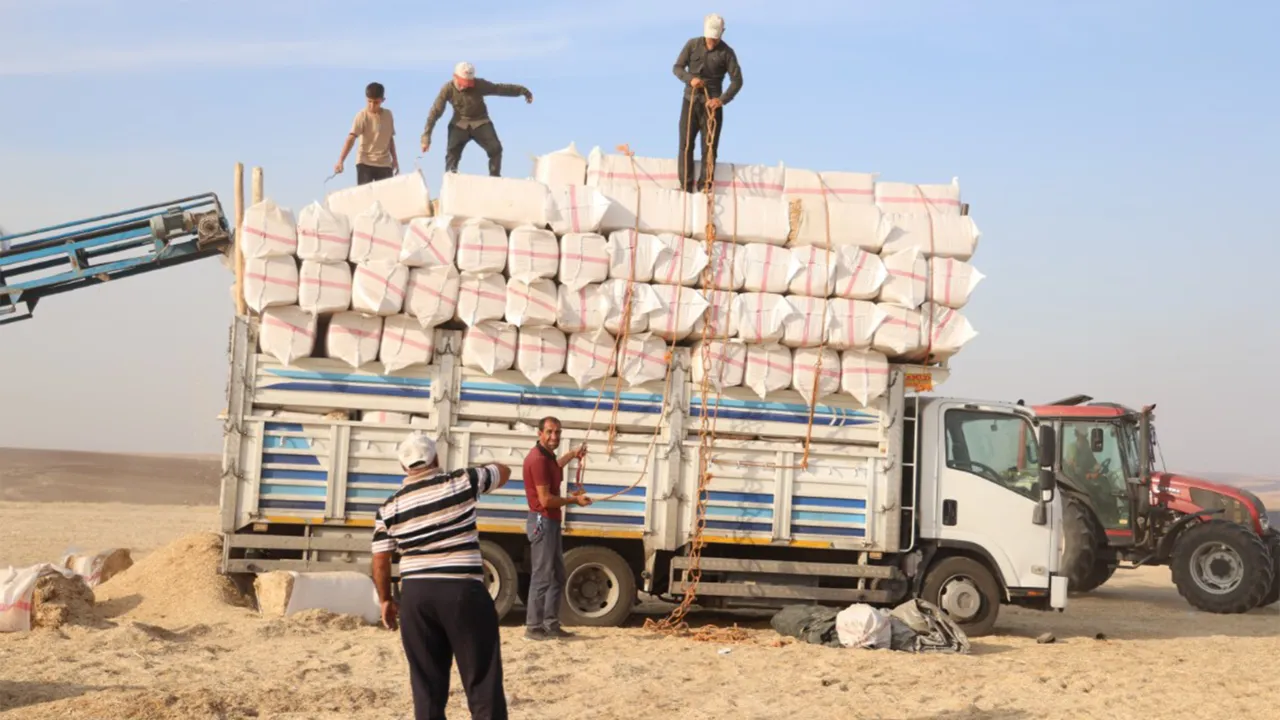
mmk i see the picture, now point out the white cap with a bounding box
[454,61,475,79]
[703,13,725,40]
[397,431,438,470]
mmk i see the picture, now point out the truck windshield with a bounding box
[1060,421,1129,496]
[943,410,1040,500]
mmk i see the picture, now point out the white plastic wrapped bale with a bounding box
[243,256,298,313]
[841,349,890,406]
[455,218,508,274]
[548,184,611,236]
[600,279,659,335]
[349,202,404,264]
[787,201,889,253]
[352,261,409,316]
[916,303,979,362]
[783,169,877,203]
[363,411,412,424]
[652,233,708,286]
[744,343,793,399]
[872,305,925,358]
[736,293,795,344]
[598,185,697,237]
[788,245,838,298]
[692,193,791,246]
[792,348,842,406]
[327,312,384,368]
[566,330,618,389]
[781,295,833,349]
[586,148,680,191]
[879,249,928,309]
[534,142,588,186]
[705,241,747,291]
[619,333,670,387]
[558,233,609,289]
[296,202,352,262]
[401,216,456,269]
[690,289,739,339]
[827,299,886,351]
[690,339,747,390]
[507,226,559,280]
[298,260,352,315]
[741,243,799,293]
[405,265,460,328]
[606,230,665,282]
[326,171,431,223]
[505,277,559,328]
[439,173,552,230]
[380,315,435,372]
[241,199,298,259]
[556,283,610,333]
[456,272,507,326]
[698,161,786,198]
[834,247,889,301]
[517,326,568,386]
[462,321,517,374]
[929,257,984,309]
[874,179,963,216]
[880,212,980,260]
[259,306,317,366]
[647,284,710,341]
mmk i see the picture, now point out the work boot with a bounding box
[524,627,549,641]
[544,627,576,640]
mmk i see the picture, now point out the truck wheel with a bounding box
[560,546,636,627]
[1061,494,1107,593]
[480,540,518,622]
[1171,520,1274,614]
[1259,529,1280,608]
[921,556,1001,637]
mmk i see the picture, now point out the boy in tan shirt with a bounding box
[335,82,399,185]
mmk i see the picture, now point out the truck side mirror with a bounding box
[1090,427,1104,453]
[1038,425,1057,501]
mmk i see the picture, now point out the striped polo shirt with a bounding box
[371,464,501,582]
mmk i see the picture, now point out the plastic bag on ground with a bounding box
[325,171,431,223]
[690,290,739,340]
[405,265,460,328]
[298,260,352,315]
[456,272,507,326]
[243,256,298,313]
[600,279,660,335]
[557,284,610,333]
[456,218,508,274]
[705,241,747,291]
[349,202,404,264]
[461,321,517,374]
[558,233,610,290]
[878,249,928,309]
[327,312,384,368]
[880,212,980,260]
[241,199,298,259]
[380,315,435,373]
[549,184,611,235]
[352,261,409,316]
[841,349,890,406]
[586,147,681,191]
[826,299,886,350]
[534,142,588,186]
[566,330,618,389]
[619,332,670,387]
[872,305,925,358]
[736,293,795,344]
[835,604,893,649]
[781,295,833,349]
[690,339,747,390]
[834,247,889,300]
[439,172,553,229]
[741,243,800,293]
[792,348,841,406]
[744,343,793,399]
[889,598,971,654]
[505,277,559,328]
[929,257,984,309]
[874,179,963,216]
[647,284,710,341]
[401,216,457,269]
[260,306,317,365]
[652,233,709,287]
[296,201,352,262]
[517,326,568,386]
[507,225,560,281]
[769,604,842,648]
[606,229,665,282]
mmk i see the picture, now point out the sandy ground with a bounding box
[1,454,1278,719]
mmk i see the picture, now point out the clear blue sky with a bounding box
[1,0,1276,476]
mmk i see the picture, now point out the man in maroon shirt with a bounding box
[523,416,591,640]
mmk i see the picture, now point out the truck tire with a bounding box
[1171,520,1274,614]
[921,556,1001,637]
[480,540,518,622]
[1259,529,1280,608]
[560,546,636,627]
[1061,493,1108,593]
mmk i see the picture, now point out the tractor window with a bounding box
[1061,421,1128,496]
[944,410,1040,501]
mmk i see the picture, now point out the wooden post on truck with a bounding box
[233,162,246,316]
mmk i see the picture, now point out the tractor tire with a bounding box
[1084,557,1119,591]
[1259,529,1280,608]
[921,556,1002,637]
[479,540,519,622]
[1171,520,1274,614]
[1061,493,1108,593]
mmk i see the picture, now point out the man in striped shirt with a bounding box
[372,431,512,720]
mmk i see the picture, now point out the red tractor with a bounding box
[1032,396,1277,613]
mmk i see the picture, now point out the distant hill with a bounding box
[0,447,219,505]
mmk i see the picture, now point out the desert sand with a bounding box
[1,451,1278,720]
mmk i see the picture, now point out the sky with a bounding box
[0,0,1276,476]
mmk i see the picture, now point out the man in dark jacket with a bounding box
[420,61,533,177]
[672,13,743,193]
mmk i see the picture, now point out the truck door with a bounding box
[932,406,1055,593]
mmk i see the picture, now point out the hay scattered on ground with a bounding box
[94,533,248,623]
[30,571,95,629]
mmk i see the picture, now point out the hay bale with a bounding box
[31,570,95,629]
[254,571,295,618]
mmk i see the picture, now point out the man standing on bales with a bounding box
[522,417,591,641]
[372,431,512,720]
[420,62,533,177]
[334,82,399,185]
[672,13,744,193]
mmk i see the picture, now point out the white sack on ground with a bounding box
[697,161,786,198]
[606,230,665,282]
[693,193,790,246]
[586,148,681,191]
[690,290,739,340]
[836,604,893,649]
[647,284,710,341]
[461,321,517,374]
[548,184,611,235]
[872,305,926,358]
[439,173,553,229]
[505,277,559,328]
[834,247,889,300]
[787,201,890,253]
[401,216,457,269]
[783,169,878,203]
[598,184,697,236]
[241,199,297,259]
[557,284,610,333]
[827,299,886,350]
[652,233,709,286]
[781,295,834,349]
[326,171,431,223]
[619,332,669,387]
[517,326,568,386]
[566,330,618,389]
[456,272,507,326]
[705,241,747,291]
[914,303,978,362]
[928,257,984,309]
[259,306,316,366]
[879,249,928,309]
[534,142,588,186]
[60,549,132,589]
[736,293,795,344]
[507,225,560,281]
[558,233,610,289]
[788,245,838,298]
[792,348,842,406]
[349,202,405,265]
[380,315,435,372]
[298,260,352,315]
[352,261,408,316]
[1,565,41,632]
[744,343,793,399]
[600,279,660,335]
[456,218,508,274]
[880,212,980,260]
[405,265,460,328]
[327,312,384,368]
[874,179,963,216]
[296,201,352,262]
[690,339,747,390]
[841,349,891,406]
[243,256,298,313]
[741,243,799,293]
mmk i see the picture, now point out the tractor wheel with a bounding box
[1259,529,1280,608]
[1085,557,1119,590]
[1171,520,1274,614]
[1061,493,1108,593]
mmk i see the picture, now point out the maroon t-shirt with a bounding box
[523,444,563,521]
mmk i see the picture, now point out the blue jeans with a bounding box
[525,512,565,631]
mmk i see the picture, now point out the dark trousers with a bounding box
[356,163,394,185]
[678,96,724,193]
[525,512,565,631]
[445,122,503,177]
[399,579,507,720]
